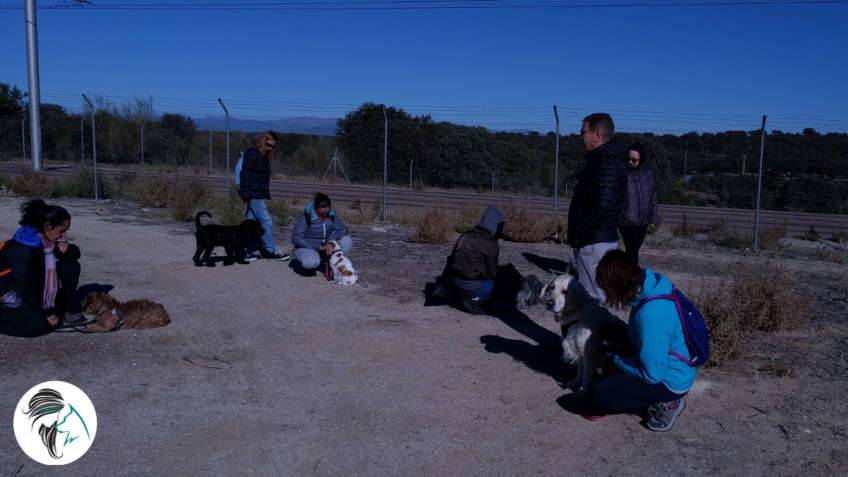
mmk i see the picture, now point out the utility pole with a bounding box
[753,115,768,252]
[24,0,43,171]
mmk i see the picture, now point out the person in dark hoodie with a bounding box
[291,193,352,272]
[567,113,628,301]
[0,199,84,337]
[442,206,505,315]
[239,130,290,261]
[619,143,659,265]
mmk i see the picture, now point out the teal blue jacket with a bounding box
[614,269,697,394]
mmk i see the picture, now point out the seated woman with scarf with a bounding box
[0,199,84,337]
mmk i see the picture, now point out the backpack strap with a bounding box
[635,287,694,366]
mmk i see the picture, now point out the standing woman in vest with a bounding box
[587,250,696,432]
[619,143,659,265]
[0,199,84,337]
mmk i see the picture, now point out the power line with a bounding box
[2,0,848,10]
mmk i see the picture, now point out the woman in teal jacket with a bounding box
[590,250,696,432]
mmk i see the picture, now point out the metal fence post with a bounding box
[382,104,388,223]
[217,98,231,199]
[24,0,43,171]
[753,115,767,251]
[140,120,145,167]
[82,94,99,201]
[553,105,560,216]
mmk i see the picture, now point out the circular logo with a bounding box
[13,381,97,466]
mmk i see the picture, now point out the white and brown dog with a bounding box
[542,273,626,394]
[321,240,358,286]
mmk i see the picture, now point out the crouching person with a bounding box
[438,206,504,315]
[291,193,352,273]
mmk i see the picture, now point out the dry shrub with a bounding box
[707,220,785,250]
[547,216,568,243]
[414,207,452,243]
[53,167,101,199]
[501,205,548,243]
[128,176,172,208]
[168,182,208,222]
[269,199,295,225]
[691,263,806,366]
[453,207,482,233]
[345,201,379,225]
[12,170,53,198]
[208,196,245,226]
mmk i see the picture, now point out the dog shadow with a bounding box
[197,256,245,267]
[522,252,571,275]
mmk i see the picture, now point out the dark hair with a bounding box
[596,250,645,309]
[627,142,646,161]
[23,388,65,459]
[582,113,615,141]
[19,199,71,232]
[314,192,331,209]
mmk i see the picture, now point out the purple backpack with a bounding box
[638,287,710,367]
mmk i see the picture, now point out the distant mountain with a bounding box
[194,116,338,136]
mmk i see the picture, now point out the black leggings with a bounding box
[0,259,81,338]
[619,225,648,265]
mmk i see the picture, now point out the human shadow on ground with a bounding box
[522,252,571,275]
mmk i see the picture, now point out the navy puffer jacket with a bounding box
[567,141,628,248]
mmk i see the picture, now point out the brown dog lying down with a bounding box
[82,292,170,332]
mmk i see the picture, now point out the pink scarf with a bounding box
[41,238,58,310]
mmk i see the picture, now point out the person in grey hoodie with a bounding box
[291,193,352,271]
[442,206,505,314]
[619,143,658,265]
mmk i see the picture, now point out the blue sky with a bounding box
[1,0,846,134]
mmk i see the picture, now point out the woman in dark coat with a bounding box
[619,143,659,265]
[0,199,83,337]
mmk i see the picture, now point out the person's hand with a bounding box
[56,239,69,254]
[647,224,658,235]
[46,315,59,327]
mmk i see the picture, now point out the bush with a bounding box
[691,263,806,366]
[12,170,53,198]
[707,220,785,250]
[502,205,548,243]
[128,176,172,208]
[53,168,102,199]
[453,207,482,233]
[414,207,452,244]
[168,182,207,222]
[269,199,295,225]
[208,196,245,226]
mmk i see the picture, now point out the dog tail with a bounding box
[195,211,212,229]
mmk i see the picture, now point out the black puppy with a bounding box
[193,211,264,266]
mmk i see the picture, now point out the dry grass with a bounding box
[207,196,245,226]
[706,220,785,251]
[53,168,101,199]
[453,207,483,233]
[413,207,453,244]
[269,199,296,226]
[501,205,548,243]
[127,176,172,208]
[168,182,208,222]
[12,170,53,198]
[692,263,807,366]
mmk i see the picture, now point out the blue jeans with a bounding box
[451,277,495,301]
[244,199,275,254]
[589,372,684,415]
[293,236,353,271]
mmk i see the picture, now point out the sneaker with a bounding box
[62,312,90,326]
[244,252,260,262]
[645,398,686,432]
[261,250,291,261]
[461,297,487,315]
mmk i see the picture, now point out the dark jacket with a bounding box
[621,166,659,227]
[291,203,349,251]
[447,207,504,280]
[567,142,628,248]
[0,226,80,317]
[238,147,271,200]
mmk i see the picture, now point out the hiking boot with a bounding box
[645,398,686,432]
[261,250,291,261]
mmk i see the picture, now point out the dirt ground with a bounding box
[1,197,846,476]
